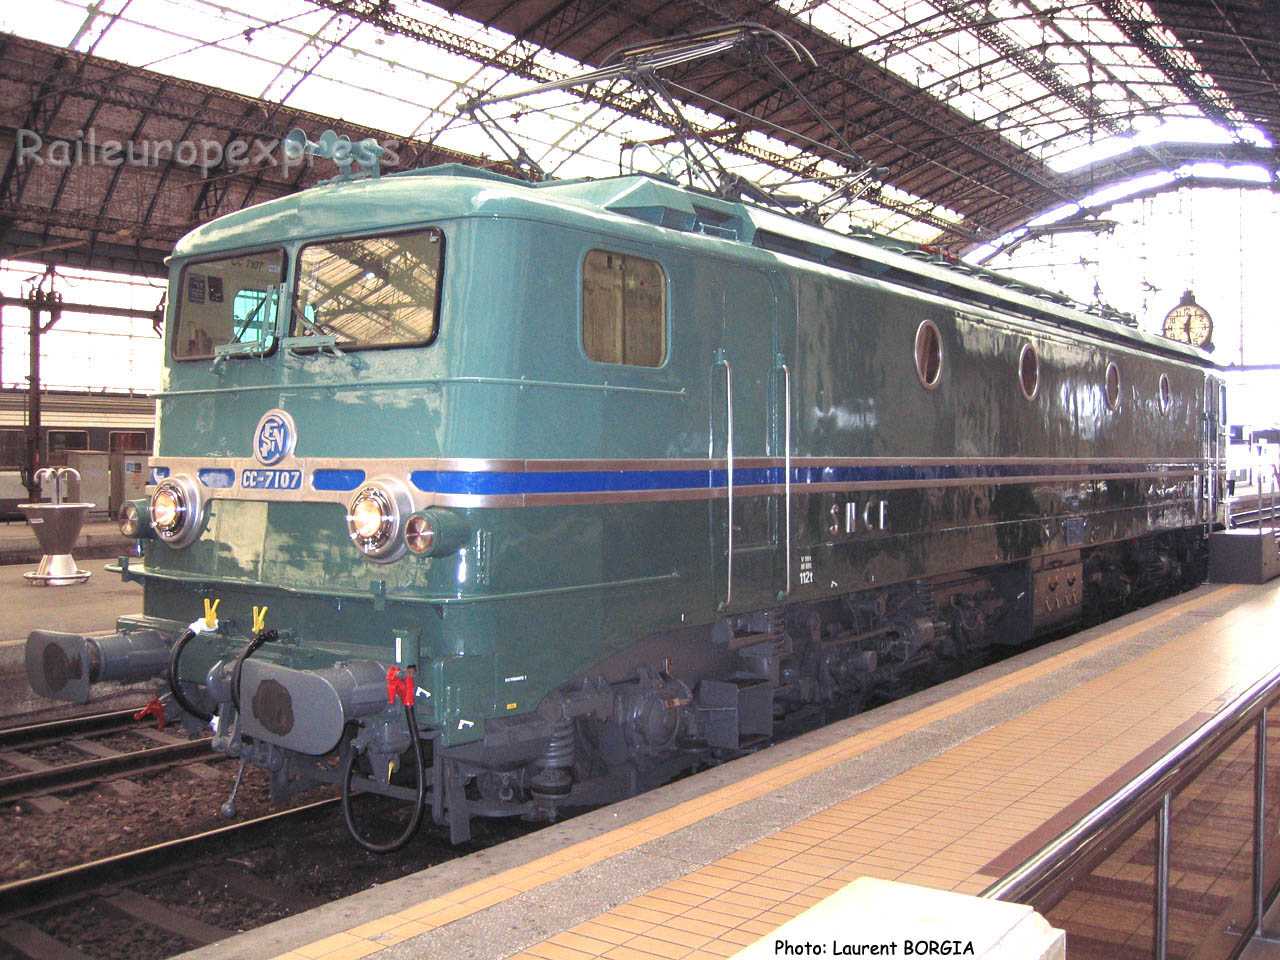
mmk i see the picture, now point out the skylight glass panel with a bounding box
[431,122,503,161]
[85,18,198,65]
[1049,115,1273,172]
[259,66,309,102]
[124,0,254,47]
[154,43,284,97]
[1079,171,1175,208]
[1178,163,1272,184]
[767,0,1256,173]
[344,23,427,69]
[0,1,92,43]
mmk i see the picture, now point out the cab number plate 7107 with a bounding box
[241,469,303,490]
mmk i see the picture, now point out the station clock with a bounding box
[1162,290,1213,349]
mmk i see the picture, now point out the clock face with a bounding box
[1162,303,1213,347]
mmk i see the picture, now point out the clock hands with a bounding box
[1162,302,1211,347]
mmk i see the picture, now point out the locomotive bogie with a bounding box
[24,168,1226,845]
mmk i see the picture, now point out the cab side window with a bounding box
[582,250,666,367]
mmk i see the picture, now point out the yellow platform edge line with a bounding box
[269,583,1242,960]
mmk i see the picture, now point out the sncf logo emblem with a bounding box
[253,409,297,466]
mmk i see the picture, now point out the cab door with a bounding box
[709,266,786,613]
[1205,374,1227,528]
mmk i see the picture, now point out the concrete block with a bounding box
[1210,528,1280,583]
[177,762,222,781]
[100,778,145,799]
[19,794,67,815]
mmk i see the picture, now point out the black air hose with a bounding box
[341,704,427,854]
[166,629,213,722]
[231,630,277,711]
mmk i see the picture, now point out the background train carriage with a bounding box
[0,388,155,518]
[25,164,1225,845]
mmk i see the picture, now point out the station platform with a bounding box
[168,576,1280,960]
[0,558,147,725]
[0,517,132,566]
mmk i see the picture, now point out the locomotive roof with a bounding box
[173,165,1208,365]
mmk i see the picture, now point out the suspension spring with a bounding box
[542,717,575,770]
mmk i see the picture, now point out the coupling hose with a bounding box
[166,629,213,722]
[341,704,427,853]
[231,630,277,712]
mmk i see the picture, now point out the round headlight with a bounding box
[404,514,435,555]
[119,501,143,537]
[401,509,470,558]
[349,488,392,544]
[149,476,202,547]
[346,479,411,562]
[152,488,181,530]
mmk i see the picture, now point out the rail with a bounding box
[0,798,339,914]
[985,662,1280,958]
[0,738,215,802]
[0,707,141,749]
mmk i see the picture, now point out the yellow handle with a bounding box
[252,605,269,633]
[202,598,221,629]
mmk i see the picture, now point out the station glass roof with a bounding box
[2,0,1274,246]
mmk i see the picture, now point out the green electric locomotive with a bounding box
[26,160,1225,846]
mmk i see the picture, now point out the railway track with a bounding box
[0,788,531,960]
[0,800,339,959]
[0,709,216,804]
[0,709,147,749]
[1229,493,1280,529]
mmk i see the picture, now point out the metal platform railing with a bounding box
[1231,499,1280,530]
[1231,469,1280,530]
[984,663,1280,960]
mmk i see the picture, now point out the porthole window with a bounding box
[1105,361,1122,411]
[1159,373,1171,412]
[914,320,943,389]
[1018,343,1039,400]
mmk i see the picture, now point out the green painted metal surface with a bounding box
[132,167,1221,746]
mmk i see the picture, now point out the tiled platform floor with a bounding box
[200,578,1280,960]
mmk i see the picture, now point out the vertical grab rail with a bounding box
[1206,378,1215,537]
[1154,793,1171,960]
[1254,705,1268,938]
[780,362,792,596]
[1271,465,1278,532]
[715,357,734,610]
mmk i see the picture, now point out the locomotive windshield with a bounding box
[294,228,443,349]
[172,250,284,359]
